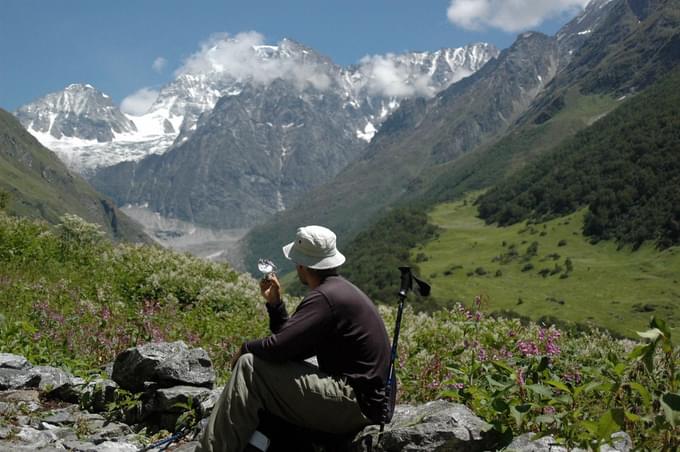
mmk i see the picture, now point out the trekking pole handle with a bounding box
[398,267,412,297]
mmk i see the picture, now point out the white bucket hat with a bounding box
[282,225,346,270]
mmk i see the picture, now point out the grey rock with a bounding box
[80,378,118,412]
[0,369,40,390]
[31,365,74,392]
[172,441,199,452]
[62,439,99,451]
[151,386,214,414]
[42,408,77,426]
[0,390,40,404]
[84,422,131,444]
[351,400,497,451]
[112,342,214,391]
[199,387,223,418]
[506,431,633,452]
[0,354,30,370]
[92,441,138,451]
[14,426,59,448]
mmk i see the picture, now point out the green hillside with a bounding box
[415,196,680,337]
[478,70,680,249]
[0,109,148,242]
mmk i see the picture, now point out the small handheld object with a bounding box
[257,258,278,280]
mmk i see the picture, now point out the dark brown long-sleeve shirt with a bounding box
[242,275,391,423]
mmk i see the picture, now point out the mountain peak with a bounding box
[15,84,137,145]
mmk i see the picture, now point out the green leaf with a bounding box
[492,397,509,412]
[660,392,680,427]
[526,384,553,398]
[628,382,651,408]
[510,403,532,428]
[546,380,572,394]
[449,346,466,357]
[624,411,642,423]
[486,375,507,389]
[627,344,648,360]
[536,356,550,373]
[636,328,663,341]
[580,420,598,436]
[650,317,671,339]
[574,381,602,396]
[597,408,625,440]
[491,360,514,375]
[535,414,556,425]
[612,362,626,377]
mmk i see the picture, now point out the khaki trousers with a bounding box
[196,353,371,452]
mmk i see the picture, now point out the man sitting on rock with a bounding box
[197,225,391,452]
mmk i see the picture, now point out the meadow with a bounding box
[415,195,680,337]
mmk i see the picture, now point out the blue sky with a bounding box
[0,0,589,112]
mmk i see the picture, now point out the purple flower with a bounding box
[517,340,539,357]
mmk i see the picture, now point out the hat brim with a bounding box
[282,241,346,270]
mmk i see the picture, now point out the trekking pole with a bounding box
[379,267,430,437]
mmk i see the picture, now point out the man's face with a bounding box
[296,265,308,286]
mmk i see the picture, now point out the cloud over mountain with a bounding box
[175,31,331,90]
[120,87,159,115]
[357,54,434,98]
[447,0,589,32]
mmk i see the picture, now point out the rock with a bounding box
[0,354,30,370]
[0,390,39,404]
[199,387,224,418]
[31,365,74,392]
[62,439,99,451]
[152,386,214,413]
[80,378,119,412]
[112,342,214,391]
[0,368,40,390]
[42,408,78,426]
[84,421,132,444]
[351,400,498,451]
[506,431,633,452]
[93,441,138,451]
[172,441,200,452]
[14,426,59,448]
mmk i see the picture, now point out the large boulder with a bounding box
[112,341,215,391]
[350,400,499,451]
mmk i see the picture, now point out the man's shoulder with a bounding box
[317,276,373,304]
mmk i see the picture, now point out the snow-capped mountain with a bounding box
[15,38,498,175]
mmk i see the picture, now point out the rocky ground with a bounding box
[0,345,633,452]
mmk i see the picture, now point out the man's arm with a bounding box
[260,275,289,333]
[241,291,330,362]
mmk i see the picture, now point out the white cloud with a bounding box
[152,57,167,73]
[176,31,331,90]
[357,54,435,98]
[447,0,590,32]
[120,87,159,115]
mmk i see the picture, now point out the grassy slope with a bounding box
[0,109,149,242]
[415,195,680,337]
[420,90,619,205]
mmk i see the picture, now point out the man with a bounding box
[197,225,391,452]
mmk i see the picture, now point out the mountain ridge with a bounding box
[0,108,149,243]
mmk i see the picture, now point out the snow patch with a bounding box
[356,122,377,142]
